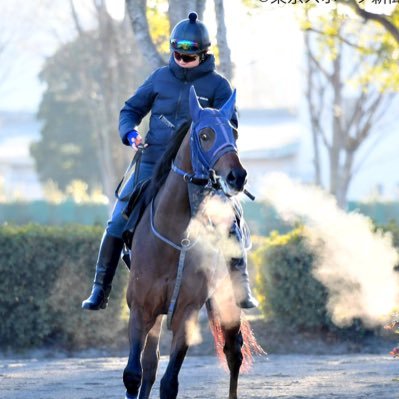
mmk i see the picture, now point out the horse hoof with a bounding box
[125,391,138,399]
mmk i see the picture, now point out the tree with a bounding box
[302,5,399,207]
[31,1,150,199]
[339,1,399,45]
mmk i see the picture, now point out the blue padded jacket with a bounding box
[119,54,238,163]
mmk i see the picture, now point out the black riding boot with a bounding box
[82,233,124,310]
[229,255,259,309]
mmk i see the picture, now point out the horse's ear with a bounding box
[220,89,236,120]
[189,85,202,122]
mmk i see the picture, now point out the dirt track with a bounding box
[1,353,399,399]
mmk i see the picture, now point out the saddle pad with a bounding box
[122,178,152,248]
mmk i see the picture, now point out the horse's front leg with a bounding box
[124,309,155,399]
[160,308,198,399]
[139,315,163,399]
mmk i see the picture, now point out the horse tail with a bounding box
[205,299,266,373]
[240,313,266,372]
[206,299,226,367]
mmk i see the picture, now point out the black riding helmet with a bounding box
[170,12,211,55]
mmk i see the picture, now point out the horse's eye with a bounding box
[200,132,208,141]
[198,128,216,151]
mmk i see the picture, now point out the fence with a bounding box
[1,200,399,232]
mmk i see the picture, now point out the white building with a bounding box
[0,112,43,201]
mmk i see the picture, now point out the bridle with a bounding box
[171,119,255,201]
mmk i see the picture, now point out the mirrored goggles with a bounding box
[171,39,200,52]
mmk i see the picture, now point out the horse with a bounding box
[123,86,261,399]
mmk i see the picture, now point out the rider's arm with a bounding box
[119,70,158,146]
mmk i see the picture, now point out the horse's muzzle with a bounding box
[225,166,247,193]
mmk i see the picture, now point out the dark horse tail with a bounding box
[205,299,265,372]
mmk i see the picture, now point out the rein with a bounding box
[171,161,212,187]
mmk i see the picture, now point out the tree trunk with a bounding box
[329,52,343,204]
[126,0,165,69]
[168,0,206,34]
[214,0,233,81]
[304,31,322,186]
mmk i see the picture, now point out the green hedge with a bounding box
[0,224,129,351]
[251,226,394,336]
[251,228,334,331]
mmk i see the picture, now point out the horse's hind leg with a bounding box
[223,323,243,399]
[209,297,243,399]
[124,309,155,399]
[139,315,163,399]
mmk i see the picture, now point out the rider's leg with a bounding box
[81,197,132,311]
[81,231,124,310]
[228,203,258,309]
[82,162,154,311]
[229,250,258,309]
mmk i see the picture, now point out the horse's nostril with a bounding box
[227,171,236,183]
[226,168,247,190]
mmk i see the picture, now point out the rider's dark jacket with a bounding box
[119,54,238,163]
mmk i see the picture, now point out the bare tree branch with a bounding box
[305,27,370,52]
[69,0,85,35]
[339,0,399,45]
[306,41,332,83]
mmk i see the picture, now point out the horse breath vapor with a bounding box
[259,173,399,328]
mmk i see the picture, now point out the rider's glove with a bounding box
[126,129,143,150]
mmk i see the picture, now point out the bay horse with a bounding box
[123,86,260,399]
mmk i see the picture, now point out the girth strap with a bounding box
[166,242,189,330]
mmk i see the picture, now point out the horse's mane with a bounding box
[147,121,192,200]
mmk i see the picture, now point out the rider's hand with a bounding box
[127,129,143,151]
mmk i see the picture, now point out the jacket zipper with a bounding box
[174,70,188,123]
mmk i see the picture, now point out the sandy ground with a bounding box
[1,353,399,399]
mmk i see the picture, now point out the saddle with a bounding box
[122,178,152,248]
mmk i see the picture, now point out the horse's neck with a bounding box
[154,139,192,241]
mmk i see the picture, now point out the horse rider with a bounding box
[82,12,258,312]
